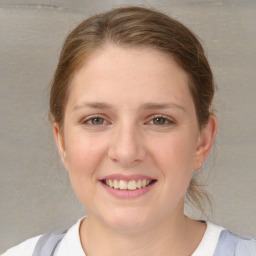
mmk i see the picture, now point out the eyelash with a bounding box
[81,114,175,127]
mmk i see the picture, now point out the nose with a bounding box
[108,123,146,167]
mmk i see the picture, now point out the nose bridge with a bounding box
[108,120,145,166]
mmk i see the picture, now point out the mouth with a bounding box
[101,178,157,191]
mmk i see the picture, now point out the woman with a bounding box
[2,6,256,256]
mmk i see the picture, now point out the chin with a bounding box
[101,208,154,233]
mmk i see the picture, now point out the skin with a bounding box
[54,44,217,256]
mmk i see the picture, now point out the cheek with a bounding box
[149,133,197,170]
[63,132,109,208]
[64,131,108,178]
[149,132,197,190]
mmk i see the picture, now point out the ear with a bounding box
[193,114,217,170]
[53,123,67,165]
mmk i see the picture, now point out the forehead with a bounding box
[67,44,193,110]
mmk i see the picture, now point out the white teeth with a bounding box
[113,179,119,189]
[119,180,128,190]
[104,179,153,190]
[128,180,137,190]
[137,179,142,188]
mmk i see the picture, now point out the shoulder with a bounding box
[1,235,42,256]
[1,217,85,256]
[214,229,256,256]
[192,221,256,256]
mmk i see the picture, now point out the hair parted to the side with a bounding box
[49,6,215,216]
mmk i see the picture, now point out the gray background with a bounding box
[0,0,255,253]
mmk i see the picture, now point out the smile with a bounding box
[102,179,156,190]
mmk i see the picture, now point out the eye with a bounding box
[82,116,107,126]
[90,117,105,125]
[152,117,168,125]
[147,115,174,126]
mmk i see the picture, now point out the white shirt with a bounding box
[192,222,224,256]
[1,218,224,256]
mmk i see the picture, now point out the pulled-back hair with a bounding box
[49,6,215,215]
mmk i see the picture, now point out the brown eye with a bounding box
[152,117,168,125]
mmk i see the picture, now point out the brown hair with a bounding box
[49,6,215,215]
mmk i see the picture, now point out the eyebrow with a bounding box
[141,103,186,112]
[72,101,186,112]
[73,102,113,111]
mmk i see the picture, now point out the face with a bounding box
[54,44,215,232]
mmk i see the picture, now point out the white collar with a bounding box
[56,218,224,256]
[192,222,224,256]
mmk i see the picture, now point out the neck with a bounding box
[79,211,206,256]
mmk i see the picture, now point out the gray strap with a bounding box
[32,232,65,256]
[213,230,256,256]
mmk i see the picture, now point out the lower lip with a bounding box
[100,182,155,199]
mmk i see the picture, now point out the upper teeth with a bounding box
[105,179,151,190]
